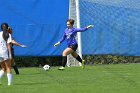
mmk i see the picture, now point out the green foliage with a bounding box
[14,56,62,67]
[83,55,137,65]
[14,55,140,67]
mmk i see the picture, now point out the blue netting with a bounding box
[80,0,140,56]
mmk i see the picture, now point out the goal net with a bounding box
[68,0,140,66]
[67,0,82,67]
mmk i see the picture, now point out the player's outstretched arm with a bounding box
[54,42,60,47]
[12,40,27,48]
[20,45,27,47]
[54,33,66,47]
[75,25,94,32]
[87,25,94,29]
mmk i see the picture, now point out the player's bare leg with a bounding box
[58,48,74,70]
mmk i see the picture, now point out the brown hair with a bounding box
[1,23,9,42]
[8,27,12,34]
[67,19,74,25]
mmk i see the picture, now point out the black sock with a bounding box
[13,64,19,74]
[62,56,67,67]
[76,55,82,63]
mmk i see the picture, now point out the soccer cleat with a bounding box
[82,60,85,69]
[58,67,65,70]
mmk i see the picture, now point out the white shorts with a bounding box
[0,57,4,63]
[0,51,9,63]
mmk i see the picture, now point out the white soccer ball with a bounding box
[43,64,50,71]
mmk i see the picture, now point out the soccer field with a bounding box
[0,64,140,93]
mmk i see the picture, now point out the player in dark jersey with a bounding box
[54,19,93,70]
[8,27,26,74]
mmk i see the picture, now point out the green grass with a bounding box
[0,63,140,93]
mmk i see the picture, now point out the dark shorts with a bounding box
[11,47,15,57]
[68,44,78,51]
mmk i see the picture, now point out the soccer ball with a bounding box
[43,64,50,71]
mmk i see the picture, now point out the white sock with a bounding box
[0,70,4,78]
[7,73,12,85]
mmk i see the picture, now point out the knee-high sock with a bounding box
[13,64,19,74]
[62,56,67,67]
[0,70,4,79]
[7,73,12,85]
[76,55,82,63]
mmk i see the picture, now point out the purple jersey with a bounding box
[59,27,88,46]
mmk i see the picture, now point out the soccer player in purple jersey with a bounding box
[54,19,93,70]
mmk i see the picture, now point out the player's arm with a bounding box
[7,34,12,59]
[7,43,12,60]
[75,25,94,32]
[54,33,66,47]
[12,39,27,47]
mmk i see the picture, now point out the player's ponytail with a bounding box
[8,27,12,35]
